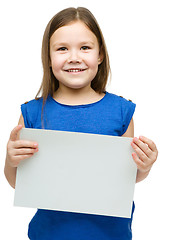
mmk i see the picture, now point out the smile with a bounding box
[64,69,86,73]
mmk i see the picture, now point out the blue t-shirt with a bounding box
[21,91,136,240]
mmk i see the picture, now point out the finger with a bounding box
[132,137,152,158]
[139,136,158,153]
[10,125,23,141]
[131,141,149,162]
[13,154,35,166]
[132,152,146,171]
[14,140,38,149]
[14,147,38,156]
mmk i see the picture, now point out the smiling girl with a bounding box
[4,7,158,240]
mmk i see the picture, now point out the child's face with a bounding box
[50,21,102,91]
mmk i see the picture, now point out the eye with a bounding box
[57,47,67,51]
[81,46,90,50]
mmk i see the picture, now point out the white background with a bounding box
[0,0,169,239]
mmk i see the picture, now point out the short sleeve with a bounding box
[120,97,136,135]
[21,103,32,128]
[21,99,42,128]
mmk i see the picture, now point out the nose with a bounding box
[67,49,82,64]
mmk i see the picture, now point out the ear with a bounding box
[98,49,104,65]
[98,57,103,65]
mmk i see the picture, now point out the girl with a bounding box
[4,7,158,240]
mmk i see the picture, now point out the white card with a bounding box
[14,128,137,218]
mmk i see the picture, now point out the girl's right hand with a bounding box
[6,125,38,168]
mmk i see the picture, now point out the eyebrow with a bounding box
[52,41,95,48]
[80,41,95,46]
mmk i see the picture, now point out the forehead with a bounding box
[50,21,98,45]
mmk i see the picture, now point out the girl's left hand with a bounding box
[131,136,158,173]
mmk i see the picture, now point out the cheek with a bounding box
[50,54,65,71]
[86,54,99,69]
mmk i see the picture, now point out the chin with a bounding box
[65,83,90,90]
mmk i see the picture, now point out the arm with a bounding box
[4,114,38,188]
[122,118,158,183]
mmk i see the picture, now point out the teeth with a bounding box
[67,69,83,72]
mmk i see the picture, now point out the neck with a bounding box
[55,84,94,98]
[53,85,103,105]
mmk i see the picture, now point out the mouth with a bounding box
[64,68,87,73]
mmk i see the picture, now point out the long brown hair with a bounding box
[36,7,111,103]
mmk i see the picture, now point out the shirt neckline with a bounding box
[49,91,108,108]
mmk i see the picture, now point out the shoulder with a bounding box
[106,92,136,106]
[21,97,44,114]
[22,97,43,107]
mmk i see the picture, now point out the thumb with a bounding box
[10,125,23,141]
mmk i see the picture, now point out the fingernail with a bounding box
[133,137,138,142]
